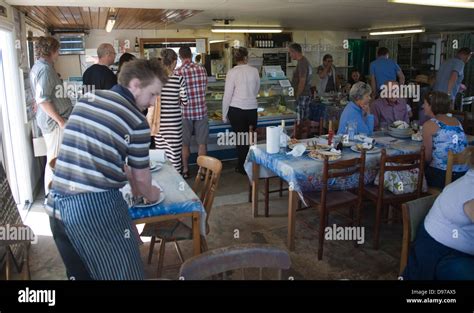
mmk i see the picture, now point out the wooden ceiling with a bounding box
[15,6,201,30]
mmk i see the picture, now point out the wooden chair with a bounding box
[303,152,366,260]
[400,195,437,275]
[141,155,223,277]
[0,164,31,280]
[446,147,473,185]
[427,146,473,196]
[292,117,324,139]
[179,244,291,280]
[449,110,468,130]
[363,147,425,250]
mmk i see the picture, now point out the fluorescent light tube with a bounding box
[105,17,116,33]
[370,28,425,35]
[388,0,474,9]
[211,27,283,33]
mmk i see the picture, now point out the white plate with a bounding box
[133,192,165,208]
[150,161,163,172]
[121,180,165,207]
[308,154,342,162]
[350,145,381,154]
[388,131,412,139]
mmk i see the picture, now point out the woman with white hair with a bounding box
[337,81,374,135]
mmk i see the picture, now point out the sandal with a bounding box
[182,171,190,179]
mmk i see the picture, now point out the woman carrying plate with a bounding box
[422,91,468,189]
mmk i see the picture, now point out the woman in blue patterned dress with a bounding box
[422,91,469,189]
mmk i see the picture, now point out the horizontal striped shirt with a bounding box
[52,85,151,195]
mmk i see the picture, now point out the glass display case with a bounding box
[185,79,297,163]
[206,79,296,125]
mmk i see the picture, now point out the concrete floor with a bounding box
[17,160,401,280]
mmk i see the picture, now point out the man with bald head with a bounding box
[82,43,117,90]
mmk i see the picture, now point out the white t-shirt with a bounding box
[424,169,474,255]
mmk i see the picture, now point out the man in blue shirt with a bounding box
[337,82,374,136]
[370,47,405,97]
[433,47,472,106]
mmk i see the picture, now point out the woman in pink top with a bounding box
[222,47,260,174]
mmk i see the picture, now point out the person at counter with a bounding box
[433,47,472,107]
[117,52,136,75]
[317,54,337,94]
[149,49,188,173]
[222,47,260,175]
[175,47,208,179]
[289,43,313,122]
[82,43,117,90]
[370,47,405,98]
[337,82,374,136]
[29,36,73,197]
[371,81,409,129]
[47,59,167,280]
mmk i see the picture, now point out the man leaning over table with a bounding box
[337,82,374,136]
[46,59,168,280]
[29,36,73,197]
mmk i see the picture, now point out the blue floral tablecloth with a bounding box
[245,132,425,195]
[128,161,206,235]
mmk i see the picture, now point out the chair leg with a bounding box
[248,182,252,203]
[157,239,166,278]
[148,236,156,264]
[174,241,185,264]
[264,178,270,217]
[5,248,11,280]
[200,236,208,253]
[279,179,283,197]
[373,200,383,250]
[22,244,31,280]
[317,207,327,261]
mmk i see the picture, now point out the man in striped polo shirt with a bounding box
[47,59,168,280]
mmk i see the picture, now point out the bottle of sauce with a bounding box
[328,120,334,146]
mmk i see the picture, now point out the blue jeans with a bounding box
[425,166,467,189]
[403,224,474,280]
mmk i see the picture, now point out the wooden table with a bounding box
[129,161,206,256]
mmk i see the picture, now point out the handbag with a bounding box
[374,162,428,195]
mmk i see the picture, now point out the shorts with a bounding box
[296,96,311,121]
[182,117,209,146]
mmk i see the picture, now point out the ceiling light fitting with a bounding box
[369,28,425,35]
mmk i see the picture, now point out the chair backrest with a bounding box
[462,96,474,105]
[446,147,473,185]
[179,244,291,280]
[321,152,366,205]
[192,155,223,234]
[377,147,425,198]
[400,195,437,274]
[292,118,323,139]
